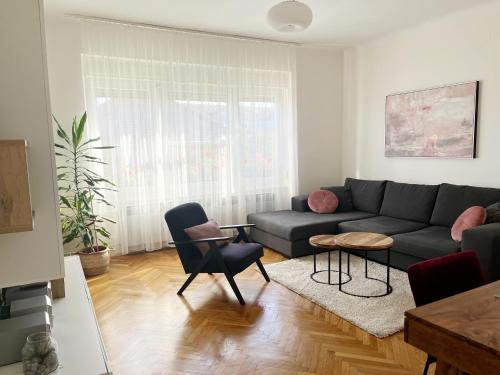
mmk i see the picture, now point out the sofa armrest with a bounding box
[462,223,500,282]
[291,194,310,212]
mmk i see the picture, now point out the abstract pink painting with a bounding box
[385,81,478,158]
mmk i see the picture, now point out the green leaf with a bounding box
[76,112,87,146]
[63,234,76,244]
[91,187,117,192]
[85,178,96,187]
[71,116,78,149]
[90,188,104,198]
[93,177,116,186]
[59,196,72,208]
[81,167,100,176]
[82,155,101,161]
[77,137,101,149]
[83,230,93,247]
[91,146,114,149]
[53,115,70,144]
[54,143,70,151]
[85,159,107,165]
[95,198,113,206]
[97,227,110,238]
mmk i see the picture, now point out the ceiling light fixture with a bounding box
[267,0,313,32]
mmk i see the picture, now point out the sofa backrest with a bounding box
[430,183,500,227]
[380,181,439,223]
[344,178,386,214]
[320,185,354,212]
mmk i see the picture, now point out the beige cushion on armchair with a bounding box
[184,219,229,254]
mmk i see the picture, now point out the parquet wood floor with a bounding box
[86,248,431,375]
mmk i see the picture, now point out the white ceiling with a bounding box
[45,0,493,46]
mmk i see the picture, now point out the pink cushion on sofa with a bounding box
[451,206,487,242]
[308,190,339,214]
[184,219,229,254]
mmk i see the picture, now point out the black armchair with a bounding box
[164,202,270,305]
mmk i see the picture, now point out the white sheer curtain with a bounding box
[81,19,297,255]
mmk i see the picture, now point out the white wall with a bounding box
[343,1,500,188]
[44,14,345,198]
[0,0,64,288]
[296,47,344,194]
[45,14,85,131]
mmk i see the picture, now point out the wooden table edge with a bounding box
[404,314,500,375]
[335,242,393,250]
[308,235,338,249]
[404,310,500,357]
[334,232,394,250]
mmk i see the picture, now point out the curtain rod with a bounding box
[66,13,299,46]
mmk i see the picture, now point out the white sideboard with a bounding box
[0,256,111,375]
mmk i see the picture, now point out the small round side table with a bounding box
[309,235,352,286]
[335,232,394,298]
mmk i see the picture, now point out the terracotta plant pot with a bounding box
[78,246,110,276]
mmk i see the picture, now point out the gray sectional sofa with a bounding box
[248,178,500,282]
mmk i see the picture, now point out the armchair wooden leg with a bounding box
[213,249,246,305]
[177,251,214,295]
[177,271,200,295]
[223,272,245,305]
[256,259,270,282]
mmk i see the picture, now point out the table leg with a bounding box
[328,250,331,285]
[364,250,368,278]
[313,246,317,273]
[435,359,463,375]
[387,248,391,295]
[338,250,342,291]
[347,250,350,275]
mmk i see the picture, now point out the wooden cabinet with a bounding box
[0,140,33,234]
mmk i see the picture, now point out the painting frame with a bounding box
[385,81,479,159]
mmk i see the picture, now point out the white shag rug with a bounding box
[264,252,415,338]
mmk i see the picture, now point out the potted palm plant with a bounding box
[54,112,116,276]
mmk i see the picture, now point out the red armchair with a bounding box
[407,251,486,375]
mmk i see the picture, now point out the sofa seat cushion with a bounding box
[203,242,264,275]
[338,215,427,236]
[380,181,439,223]
[392,226,460,259]
[247,210,376,241]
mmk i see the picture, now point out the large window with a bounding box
[82,20,297,253]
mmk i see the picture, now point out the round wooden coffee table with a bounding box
[309,235,351,286]
[335,232,394,298]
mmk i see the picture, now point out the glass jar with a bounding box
[21,332,59,375]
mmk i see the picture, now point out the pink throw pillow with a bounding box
[451,206,487,241]
[308,190,339,214]
[184,219,229,254]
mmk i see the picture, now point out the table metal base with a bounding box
[310,270,352,285]
[338,248,393,298]
[310,247,352,285]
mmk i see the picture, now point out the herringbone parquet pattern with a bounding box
[86,248,430,375]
